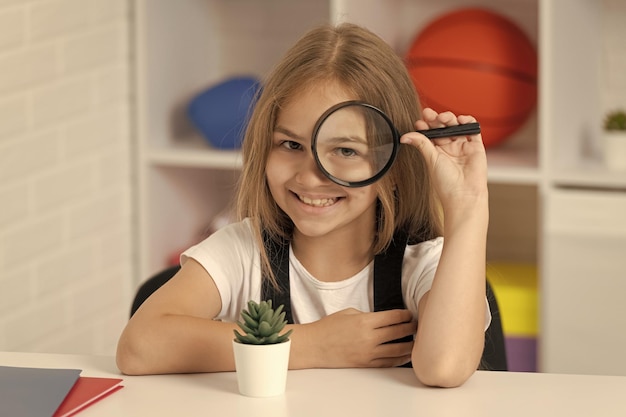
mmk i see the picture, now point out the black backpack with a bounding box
[261,231,507,371]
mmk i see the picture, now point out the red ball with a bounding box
[405,8,537,148]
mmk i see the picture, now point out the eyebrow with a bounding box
[274,126,367,146]
[321,135,368,146]
[274,126,306,141]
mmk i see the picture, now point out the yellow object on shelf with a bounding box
[487,262,538,337]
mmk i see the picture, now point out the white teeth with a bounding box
[298,195,337,207]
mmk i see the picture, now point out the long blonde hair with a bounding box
[236,23,442,287]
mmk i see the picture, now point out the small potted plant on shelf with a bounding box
[603,109,626,171]
[232,300,293,397]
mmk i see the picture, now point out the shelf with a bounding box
[147,147,242,170]
[487,147,539,185]
[142,126,243,169]
[146,143,542,184]
[550,160,626,190]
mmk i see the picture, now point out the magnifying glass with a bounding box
[311,101,481,187]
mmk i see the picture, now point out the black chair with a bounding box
[482,280,508,370]
[130,266,507,371]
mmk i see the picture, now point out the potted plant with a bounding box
[232,300,293,397]
[603,109,626,171]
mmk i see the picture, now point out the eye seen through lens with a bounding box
[312,101,399,187]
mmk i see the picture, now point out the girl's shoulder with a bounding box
[405,236,443,257]
[212,217,254,240]
[402,237,444,275]
[185,218,257,256]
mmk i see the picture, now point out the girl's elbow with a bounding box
[116,333,152,376]
[413,358,478,388]
[116,343,141,375]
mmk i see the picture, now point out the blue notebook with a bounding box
[0,366,81,417]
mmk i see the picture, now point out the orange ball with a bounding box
[405,8,537,148]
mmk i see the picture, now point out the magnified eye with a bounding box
[337,147,358,158]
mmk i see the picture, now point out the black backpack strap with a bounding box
[373,231,409,311]
[374,232,413,368]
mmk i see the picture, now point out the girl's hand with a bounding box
[400,107,488,209]
[303,308,416,368]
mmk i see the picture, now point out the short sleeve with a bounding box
[180,219,261,320]
[401,237,444,317]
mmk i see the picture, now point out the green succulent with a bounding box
[234,300,293,345]
[604,110,626,131]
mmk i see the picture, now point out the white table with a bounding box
[2,351,626,416]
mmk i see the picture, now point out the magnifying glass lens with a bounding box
[313,102,397,187]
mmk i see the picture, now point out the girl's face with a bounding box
[266,83,379,242]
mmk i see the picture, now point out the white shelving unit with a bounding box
[537,0,626,377]
[134,0,626,375]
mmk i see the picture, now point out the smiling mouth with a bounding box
[297,194,338,207]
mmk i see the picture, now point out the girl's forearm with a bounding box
[116,315,239,375]
[412,198,488,387]
[116,317,318,375]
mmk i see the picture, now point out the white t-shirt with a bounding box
[182,218,490,327]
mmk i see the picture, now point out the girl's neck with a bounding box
[291,227,375,283]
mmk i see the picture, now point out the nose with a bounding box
[295,150,330,186]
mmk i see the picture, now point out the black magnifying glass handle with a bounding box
[415,122,481,139]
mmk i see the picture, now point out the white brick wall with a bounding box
[0,0,132,356]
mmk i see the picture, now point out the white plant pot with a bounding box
[604,131,626,171]
[232,339,291,397]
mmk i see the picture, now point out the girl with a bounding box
[117,23,490,388]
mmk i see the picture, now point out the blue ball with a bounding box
[187,76,261,149]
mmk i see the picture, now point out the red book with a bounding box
[53,376,123,417]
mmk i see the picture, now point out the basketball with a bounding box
[405,8,537,148]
